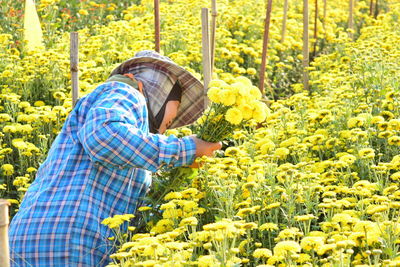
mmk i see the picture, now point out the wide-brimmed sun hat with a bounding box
[109,50,205,129]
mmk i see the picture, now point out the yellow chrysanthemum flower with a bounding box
[207,87,222,104]
[225,107,243,125]
[220,89,236,106]
[358,148,375,159]
[2,164,14,176]
[253,248,273,258]
[273,240,301,257]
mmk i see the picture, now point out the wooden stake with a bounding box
[281,0,289,43]
[258,0,273,95]
[0,200,10,267]
[349,0,354,39]
[374,0,379,18]
[313,0,318,58]
[303,0,310,92]
[210,0,217,74]
[154,0,160,52]
[370,0,374,16]
[201,8,211,107]
[70,32,79,108]
[323,0,327,31]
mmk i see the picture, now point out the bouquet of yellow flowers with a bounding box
[195,76,269,142]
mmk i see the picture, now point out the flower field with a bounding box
[2,0,400,266]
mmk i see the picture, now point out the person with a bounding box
[8,50,221,266]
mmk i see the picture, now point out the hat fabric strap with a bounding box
[106,74,160,134]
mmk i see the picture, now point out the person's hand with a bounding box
[189,136,222,168]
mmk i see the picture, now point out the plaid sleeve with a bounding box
[77,83,197,172]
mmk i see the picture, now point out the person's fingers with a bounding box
[205,141,221,157]
[188,162,196,168]
[188,161,200,169]
[189,136,222,168]
[189,136,222,165]
[214,141,222,150]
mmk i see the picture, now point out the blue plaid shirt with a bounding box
[8,81,196,266]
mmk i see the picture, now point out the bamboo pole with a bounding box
[201,8,211,107]
[0,199,10,267]
[281,0,289,43]
[154,0,160,52]
[303,0,310,92]
[258,0,273,95]
[349,0,354,39]
[70,32,79,108]
[210,0,217,74]
[313,0,318,58]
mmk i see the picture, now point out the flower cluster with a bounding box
[195,76,269,142]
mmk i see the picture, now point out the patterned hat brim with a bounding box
[110,55,206,129]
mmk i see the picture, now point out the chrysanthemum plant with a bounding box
[137,77,269,231]
[195,76,269,143]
